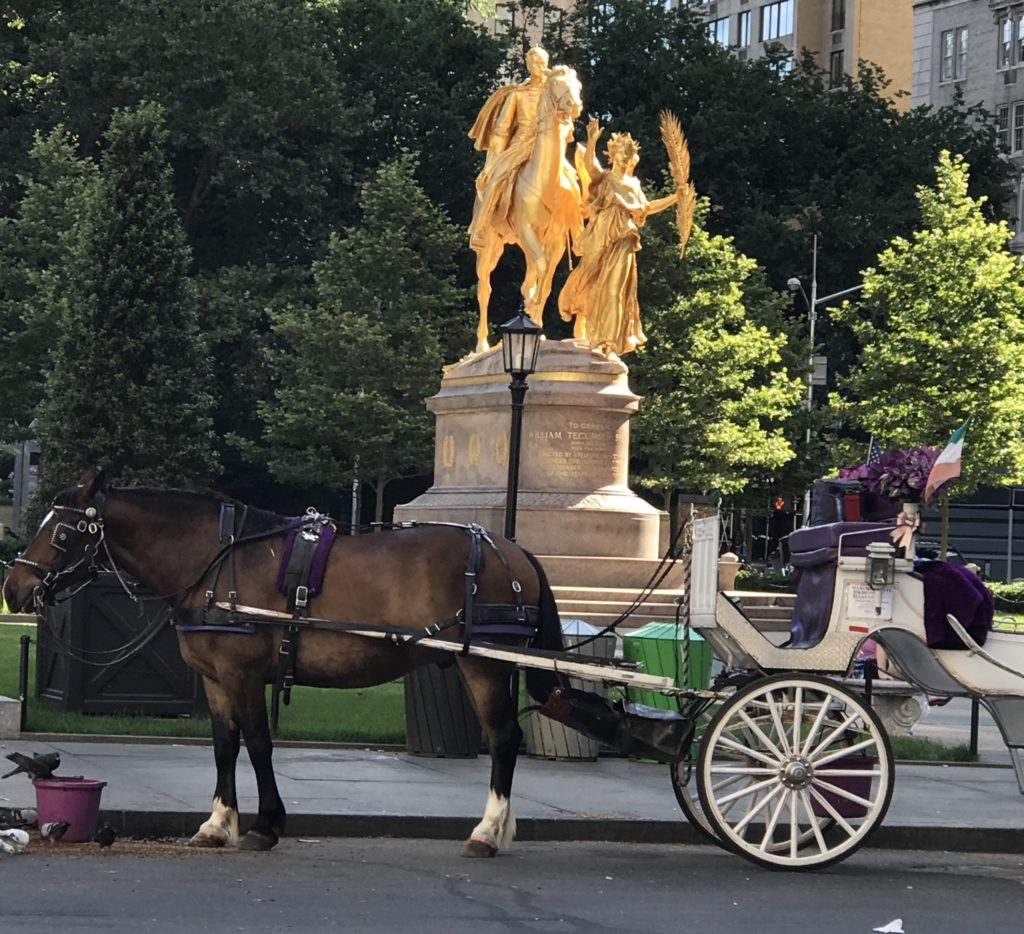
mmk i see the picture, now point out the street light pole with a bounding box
[504,375,528,541]
[498,311,542,542]
[788,236,865,445]
[788,237,865,525]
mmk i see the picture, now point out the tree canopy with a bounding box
[246,156,466,522]
[830,152,1024,495]
[34,102,219,495]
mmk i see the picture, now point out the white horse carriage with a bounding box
[664,513,1024,869]
[504,513,1024,870]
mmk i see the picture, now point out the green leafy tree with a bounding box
[0,127,97,443]
[19,0,351,268]
[630,204,804,502]
[248,156,467,523]
[34,102,219,495]
[830,151,1024,494]
[327,0,507,223]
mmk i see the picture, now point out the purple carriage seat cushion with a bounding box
[784,522,894,649]
[787,521,894,569]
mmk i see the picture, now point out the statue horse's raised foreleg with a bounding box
[456,654,523,857]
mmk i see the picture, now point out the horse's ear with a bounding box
[79,466,107,497]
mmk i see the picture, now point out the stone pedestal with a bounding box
[394,340,682,625]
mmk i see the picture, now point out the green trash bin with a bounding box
[622,622,711,710]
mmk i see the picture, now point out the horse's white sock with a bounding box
[470,790,515,851]
[196,796,239,845]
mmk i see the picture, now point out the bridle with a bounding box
[13,492,111,605]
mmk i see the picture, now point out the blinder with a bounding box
[14,495,107,599]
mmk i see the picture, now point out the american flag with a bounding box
[867,436,882,465]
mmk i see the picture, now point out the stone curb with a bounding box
[97,810,1024,855]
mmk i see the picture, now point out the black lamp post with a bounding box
[498,311,542,541]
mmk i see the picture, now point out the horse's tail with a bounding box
[523,550,563,704]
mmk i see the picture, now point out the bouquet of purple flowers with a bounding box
[839,445,946,502]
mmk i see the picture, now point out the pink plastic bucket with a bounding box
[34,777,107,842]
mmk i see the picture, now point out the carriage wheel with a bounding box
[670,709,721,845]
[673,703,841,853]
[697,674,893,870]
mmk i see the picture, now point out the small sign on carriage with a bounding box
[846,582,894,620]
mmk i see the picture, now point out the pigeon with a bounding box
[2,752,60,781]
[0,807,37,829]
[0,828,30,853]
[93,822,116,848]
[40,820,71,842]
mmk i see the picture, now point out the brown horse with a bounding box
[3,467,563,856]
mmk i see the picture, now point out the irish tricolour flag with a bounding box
[925,419,970,502]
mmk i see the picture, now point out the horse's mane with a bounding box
[71,485,293,534]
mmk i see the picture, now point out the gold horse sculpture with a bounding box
[468,49,583,353]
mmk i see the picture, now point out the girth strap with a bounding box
[277,513,335,705]
[461,525,484,655]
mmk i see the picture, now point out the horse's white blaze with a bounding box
[470,790,515,851]
[197,796,239,845]
[40,510,55,531]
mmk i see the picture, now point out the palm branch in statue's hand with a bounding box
[659,110,697,256]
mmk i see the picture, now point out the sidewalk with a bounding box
[1,726,1021,854]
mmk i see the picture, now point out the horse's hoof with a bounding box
[238,831,278,851]
[188,832,227,848]
[462,838,498,858]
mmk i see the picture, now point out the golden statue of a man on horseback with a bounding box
[468,47,584,353]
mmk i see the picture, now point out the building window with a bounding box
[1014,101,1024,153]
[494,2,513,36]
[831,0,845,32]
[760,1,793,42]
[940,26,967,81]
[999,14,1013,68]
[829,50,844,87]
[998,104,1010,151]
[708,16,729,46]
[738,10,751,47]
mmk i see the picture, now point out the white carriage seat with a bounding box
[784,522,895,649]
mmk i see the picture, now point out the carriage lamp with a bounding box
[865,541,896,590]
[498,310,542,542]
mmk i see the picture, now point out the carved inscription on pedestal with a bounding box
[525,419,626,488]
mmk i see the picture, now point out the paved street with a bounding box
[2,838,1022,933]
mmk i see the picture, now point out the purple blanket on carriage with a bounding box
[917,560,993,649]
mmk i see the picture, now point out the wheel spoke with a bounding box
[791,687,803,755]
[811,778,876,811]
[759,788,789,852]
[799,691,833,756]
[730,783,784,834]
[812,737,878,767]
[807,784,857,838]
[765,690,794,757]
[716,733,781,767]
[736,708,788,762]
[716,775,779,807]
[799,789,829,854]
[807,711,859,759]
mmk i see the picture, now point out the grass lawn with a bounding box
[0,622,406,743]
[994,613,1024,632]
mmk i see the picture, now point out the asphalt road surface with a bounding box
[2,838,1022,933]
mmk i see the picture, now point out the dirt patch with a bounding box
[22,833,251,858]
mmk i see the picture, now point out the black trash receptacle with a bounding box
[36,571,206,716]
[404,663,481,758]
